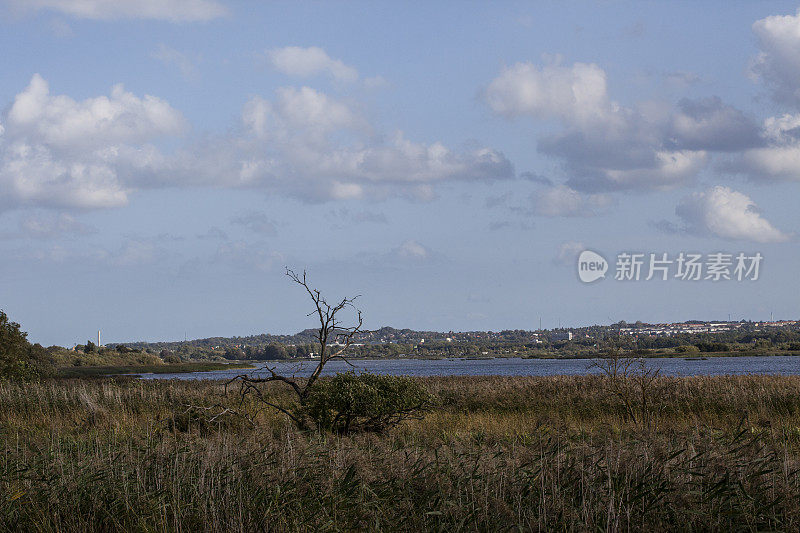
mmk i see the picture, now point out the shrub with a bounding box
[696,342,729,353]
[301,372,434,433]
[0,310,55,381]
[675,345,700,354]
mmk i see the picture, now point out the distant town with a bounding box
[108,319,800,361]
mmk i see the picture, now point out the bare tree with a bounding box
[592,341,663,427]
[226,268,363,429]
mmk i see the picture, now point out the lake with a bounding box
[138,355,800,380]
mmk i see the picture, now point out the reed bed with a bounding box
[1,375,799,531]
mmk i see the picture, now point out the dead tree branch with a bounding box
[225,267,364,428]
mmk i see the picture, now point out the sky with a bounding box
[1,1,800,347]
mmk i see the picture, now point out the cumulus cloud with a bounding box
[732,9,800,183]
[4,0,227,21]
[675,186,789,243]
[177,86,513,200]
[267,46,358,83]
[735,112,800,181]
[668,97,762,152]
[586,150,708,192]
[243,86,367,141]
[485,60,718,192]
[0,76,507,209]
[7,74,185,149]
[750,9,800,107]
[532,185,611,217]
[393,240,429,260]
[485,61,615,127]
[0,74,185,210]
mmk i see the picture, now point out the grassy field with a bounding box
[1,375,800,531]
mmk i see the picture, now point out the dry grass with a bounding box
[1,375,800,531]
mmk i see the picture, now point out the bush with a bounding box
[696,342,729,353]
[301,372,434,433]
[675,345,700,354]
[0,310,55,381]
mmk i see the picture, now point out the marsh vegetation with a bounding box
[2,374,799,531]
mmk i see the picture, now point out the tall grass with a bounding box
[1,375,799,531]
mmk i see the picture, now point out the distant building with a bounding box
[551,331,573,341]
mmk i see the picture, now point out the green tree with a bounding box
[0,310,55,381]
[263,343,288,360]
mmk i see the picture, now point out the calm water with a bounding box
[138,355,800,380]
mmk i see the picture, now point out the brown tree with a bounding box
[227,268,363,429]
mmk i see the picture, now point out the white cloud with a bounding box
[601,150,708,191]
[730,9,800,181]
[182,87,513,200]
[739,113,800,181]
[484,60,773,193]
[243,86,367,142]
[152,44,199,80]
[7,74,185,149]
[750,9,800,106]
[0,142,129,209]
[485,61,612,127]
[5,0,227,21]
[533,185,611,217]
[0,77,510,209]
[267,46,358,83]
[743,145,800,179]
[485,60,714,193]
[394,240,428,260]
[675,186,789,243]
[668,97,762,152]
[330,181,364,199]
[0,74,185,210]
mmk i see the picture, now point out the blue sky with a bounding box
[1,1,799,346]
